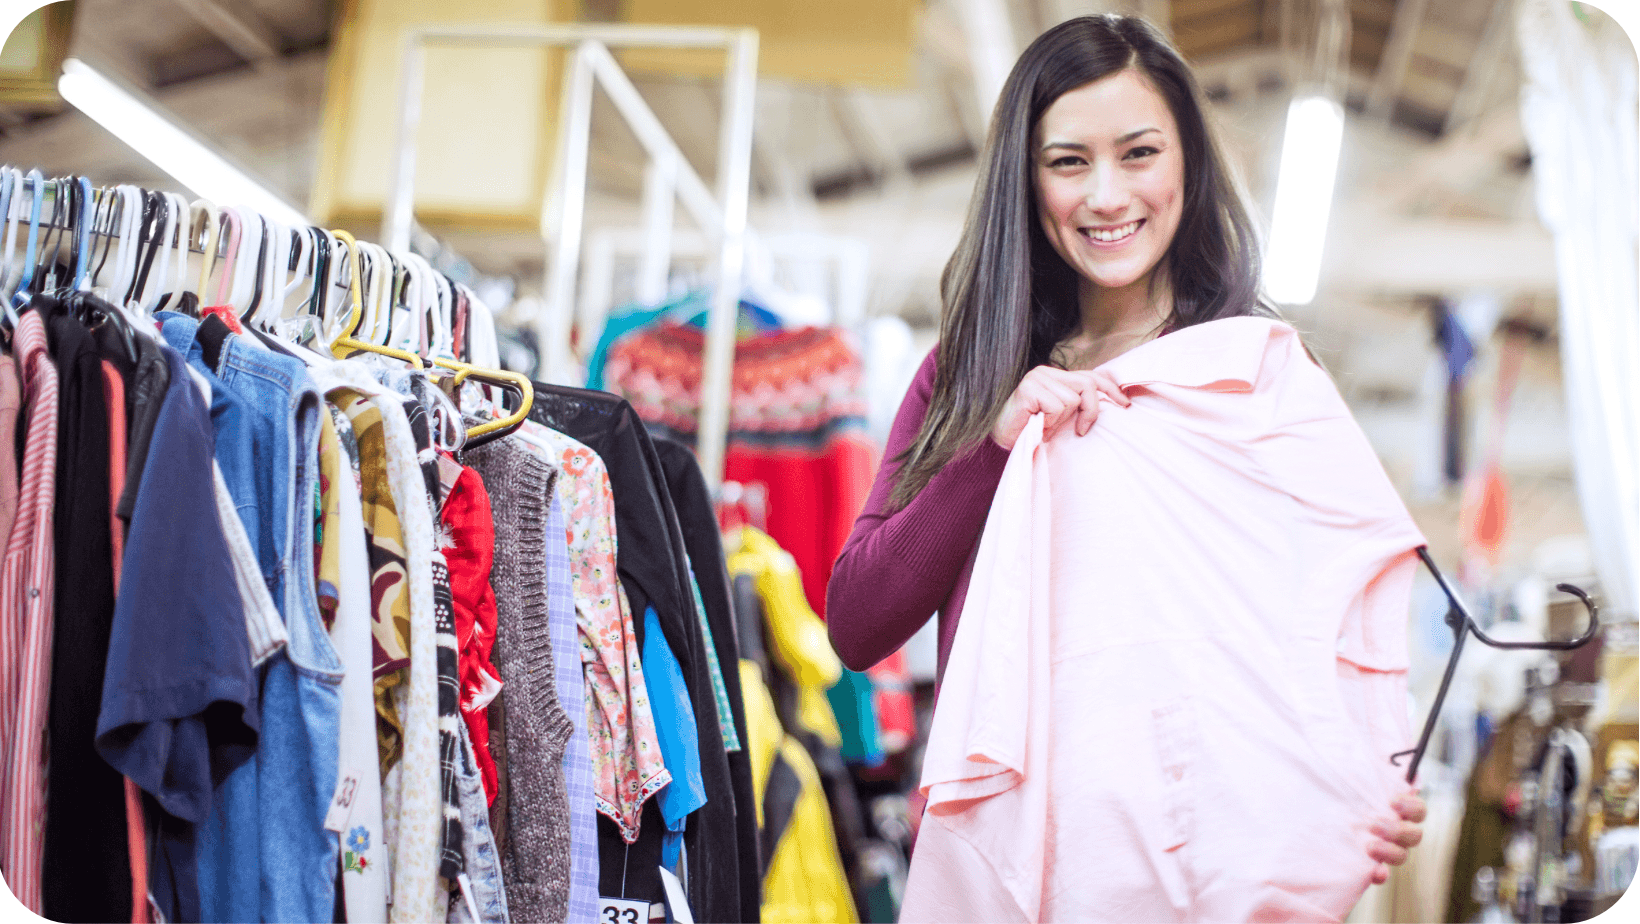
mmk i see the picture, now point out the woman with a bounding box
[824,11,1425,907]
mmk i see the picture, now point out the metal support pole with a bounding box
[384,33,425,253]
[577,228,617,361]
[541,43,595,385]
[386,22,760,480]
[954,0,1019,120]
[581,42,725,239]
[637,151,677,305]
[696,29,759,488]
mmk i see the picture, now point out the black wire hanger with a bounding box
[1394,546,1600,783]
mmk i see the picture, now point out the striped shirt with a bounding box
[0,310,60,914]
[547,492,601,921]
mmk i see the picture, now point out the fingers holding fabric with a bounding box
[993,365,1133,449]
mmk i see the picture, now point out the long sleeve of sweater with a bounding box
[825,347,1009,672]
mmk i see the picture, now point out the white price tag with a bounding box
[597,896,649,924]
[322,767,362,833]
[657,867,694,924]
[457,873,481,922]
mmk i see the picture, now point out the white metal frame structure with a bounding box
[383,23,759,485]
[576,225,872,343]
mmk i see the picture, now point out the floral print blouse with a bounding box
[525,422,670,843]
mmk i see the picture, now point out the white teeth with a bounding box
[1086,221,1140,242]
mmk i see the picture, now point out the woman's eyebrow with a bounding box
[1039,127,1162,154]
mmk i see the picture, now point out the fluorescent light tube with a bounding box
[1264,94,1344,305]
[57,57,309,228]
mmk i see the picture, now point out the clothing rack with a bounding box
[4,179,288,261]
[384,23,759,488]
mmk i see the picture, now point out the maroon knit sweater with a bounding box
[826,347,1010,677]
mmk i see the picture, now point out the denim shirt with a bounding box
[188,326,344,924]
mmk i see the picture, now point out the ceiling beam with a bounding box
[170,0,283,67]
[1444,0,1514,137]
[1325,212,1555,292]
[952,0,1020,117]
[1365,0,1431,120]
[831,88,914,192]
[1137,0,1172,34]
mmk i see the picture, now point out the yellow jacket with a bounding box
[741,659,858,924]
[725,527,843,747]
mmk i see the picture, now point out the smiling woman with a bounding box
[823,12,1432,923]
[1032,69,1184,371]
[876,14,1278,511]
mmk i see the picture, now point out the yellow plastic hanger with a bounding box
[431,357,534,442]
[329,229,423,369]
[329,229,530,443]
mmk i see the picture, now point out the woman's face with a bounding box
[1034,68,1185,301]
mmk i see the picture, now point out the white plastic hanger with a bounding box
[387,250,419,354]
[97,185,135,301]
[252,217,288,330]
[318,228,351,345]
[370,244,396,347]
[191,199,221,302]
[362,242,390,343]
[274,224,313,329]
[164,192,191,309]
[212,206,246,309]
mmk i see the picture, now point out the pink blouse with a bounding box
[905,318,1426,922]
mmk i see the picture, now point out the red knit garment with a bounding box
[604,321,875,617]
[722,438,874,617]
[438,458,502,803]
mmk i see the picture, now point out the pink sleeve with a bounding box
[1257,327,1426,792]
[825,348,1010,671]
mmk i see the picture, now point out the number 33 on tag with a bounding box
[599,897,647,924]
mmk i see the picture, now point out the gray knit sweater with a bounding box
[465,439,574,924]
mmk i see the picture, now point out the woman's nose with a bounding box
[1084,161,1128,214]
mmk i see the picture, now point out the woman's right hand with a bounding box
[991,365,1131,451]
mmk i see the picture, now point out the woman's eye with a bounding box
[1048,156,1085,168]
[1124,146,1160,160]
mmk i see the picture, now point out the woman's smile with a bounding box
[1080,218,1145,246]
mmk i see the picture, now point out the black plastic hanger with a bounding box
[35,178,67,293]
[130,190,170,306]
[88,187,119,289]
[117,189,159,306]
[240,213,269,322]
[1394,547,1599,783]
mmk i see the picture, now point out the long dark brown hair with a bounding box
[890,13,1280,508]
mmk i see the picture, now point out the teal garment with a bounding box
[584,290,786,391]
[685,557,742,752]
[825,668,884,766]
[585,291,708,391]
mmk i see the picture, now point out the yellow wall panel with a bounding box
[311,0,564,231]
[618,0,918,87]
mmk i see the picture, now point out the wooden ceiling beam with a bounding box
[170,0,282,67]
[1445,0,1515,136]
[1137,0,1173,35]
[1173,0,1252,21]
[1175,14,1261,60]
[1365,0,1430,120]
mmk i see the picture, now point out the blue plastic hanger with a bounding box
[10,168,46,313]
[73,176,94,290]
[0,169,14,298]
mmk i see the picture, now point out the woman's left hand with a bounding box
[1367,793,1427,884]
